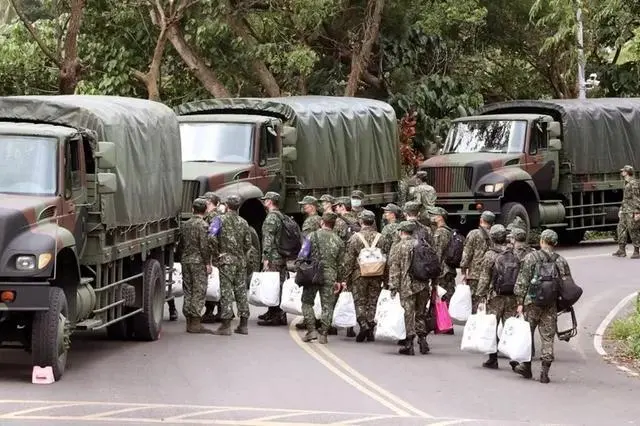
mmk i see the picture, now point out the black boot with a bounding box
[346,327,356,338]
[328,327,338,335]
[202,301,216,323]
[514,361,533,379]
[257,308,287,326]
[399,335,415,355]
[234,317,248,335]
[356,322,369,343]
[397,338,406,346]
[168,300,178,321]
[258,307,275,321]
[483,353,499,369]
[367,321,375,342]
[418,335,430,354]
[540,361,551,383]
[509,361,519,371]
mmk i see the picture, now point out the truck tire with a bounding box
[132,259,164,341]
[499,202,530,238]
[31,287,70,381]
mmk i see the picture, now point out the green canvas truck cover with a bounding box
[479,98,640,175]
[0,95,182,227]
[175,96,401,189]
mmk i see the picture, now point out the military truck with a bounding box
[0,95,182,380]
[419,98,640,243]
[174,96,401,242]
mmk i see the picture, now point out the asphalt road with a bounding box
[0,239,638,426]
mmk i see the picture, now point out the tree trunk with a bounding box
[344,0,384,97]
[58,0,86,94]
[133,23,168,101]
[166,24,230,97]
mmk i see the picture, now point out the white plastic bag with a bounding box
[374,289,392,323]
[449,283,472,322]
[436,285,447,298]
[248,272,281,307]
[169,262,183,297]
[280,275,303,315]
[313,293,322,319]
[497,320,504,340]
[497,316,532,362]
[460,304,497,354]
[374,293,406,341]
[332,292,357,328]
[205,267,221,302]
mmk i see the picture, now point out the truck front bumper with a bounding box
[0,283,50,311]
[436,197,502,217]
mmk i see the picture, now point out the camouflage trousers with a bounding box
[265,260,288,310]
[466,279,481,314]
[487,295,518,348]
[181,262,208,318]
[301,283,336,333]
[617,212,640,247]
[524,303,557,363]
[434,272,456,303]
[401,288,430,337]
[352,277,382,326]
[219,262,249,320]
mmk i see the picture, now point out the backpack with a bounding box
[410,237,441,281]
[294,233,323,287]
[276,212,302,258]
[491,248,520,295]
[342,217,361,241]
[557,275,583,311]
[531,251,562,307]
[443,229,465,268]
[355,233,386,277]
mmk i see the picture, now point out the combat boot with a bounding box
[302,330,318,342]
[632,247,640,259]
[367,321,375,342]
[258,307,274,321]
[399,335,415,355]
[234,317,248,335]
[201,301,216,323]
[417,335,430,354]
[612,245,626,257]
[346,327,356,338]
[483,353,499,369]
[540,361,551,383]
[213,319,232,335]
[509,361,519,371]
[356,322,369,343]
[168,301,178,321]
[514,361,533,379]
[318,333,328,344]
[188,317,215,334]
[397,338,406,346]
[185,316,192,332]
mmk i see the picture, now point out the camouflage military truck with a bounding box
[0,95,182,380]
[174,96,401,243]
[420,98,640,244]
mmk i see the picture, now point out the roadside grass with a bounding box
[585,230,615,241]
[608,296,640,360]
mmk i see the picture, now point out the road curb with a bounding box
[592,291,640,378]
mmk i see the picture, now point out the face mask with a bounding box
[351,198,362,208]
[217,204,227,214]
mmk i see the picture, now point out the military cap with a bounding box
[540,229,559,245]
[192,198,207,211]
[332,196,350,207]
[480,210,496,224]
[382,203,402,215]
[298,195,318,205]
[509,227,527,242]
[260,191,280,201]
[506,216,526,231]
[428,206,448,217]
[202,192,220,202]
[403,201,421,215]
[358,209,376,221]
[351,190,365,199]
[319,194,335,203]
[398,221,417,233]
[322,211,338,223]
[620,165,634,174]
[489,224,508,240]
[224,195,241,209]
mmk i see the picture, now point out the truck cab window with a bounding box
[529,123,547,154]
[66,138,82,190]
[265,126,278,158]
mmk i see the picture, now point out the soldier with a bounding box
[333,197,356,242]
[398,173,420,207]
[613,165,640,258]
[403,201,434,246]
[203,192,221,221]
[509,227,534,262]
[298,211,345,344]
[514,229,572,383]
[380,203,402,255]
[257,191,289,326]
[350,190,365,215]
[207,196,253,336]
[412,171,437,226]
[201,192,224,324]
[299,195,322,236]
[476,224,518,369]
[180,199,215,334]
[388,221,431,355]
[343,210,383,342]
[319,194,335,214]
[460,211,495,314]
[430,206,457,304]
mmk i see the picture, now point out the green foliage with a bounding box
[610,302,640,359]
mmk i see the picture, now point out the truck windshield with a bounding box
[180,122,254,163]
[443,120,527,154]
[0,135,57,195]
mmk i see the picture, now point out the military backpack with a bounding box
[275,211,303,259]
[490,247,520,295]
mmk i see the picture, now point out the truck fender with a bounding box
[475,169,540,201]
[214,182,264,202]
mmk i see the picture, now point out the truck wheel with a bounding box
[558,229,585,246]
[31,287,71,381]
[106,309,135,340]
[132,259,165,341]
[499,202,530,238]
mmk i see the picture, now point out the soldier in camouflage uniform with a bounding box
[388,221,431,356]
[298,211,345,344]
[299,195,322,236]
[477,224,518,369]
[343,210,383,342]
[319,194,336,214]
[613,165,640,258]
[350,190,365,215]
[207,196,253,336]
[200,192,224,324]
[514,229,572,383]
[509,227,534,262]
[381,203,402,286]
[430,207,457,308]
[397,173,419,207]
[412,171,437,226]
[460,211,495,314]
[180,199,215,334]
[257,191,289,326]
[403,202,434,246]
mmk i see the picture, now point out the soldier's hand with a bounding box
[634,213,640,221]
[389,288,397,298]
[206,265,212,275]
[517,304,523,315]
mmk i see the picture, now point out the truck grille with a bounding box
[424,167,473,193]
[181,181,201,212]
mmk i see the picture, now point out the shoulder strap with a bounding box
[355,232,369,248]
[371,233,382,248]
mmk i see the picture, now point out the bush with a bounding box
[609,298,640,359]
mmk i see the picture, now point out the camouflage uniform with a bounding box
[514,229,572,383]
[614,165,640,258]
[398,175,419,207]
[302,214,322,236]
[412,171,437,226]
[343,210,383,341]
[460,211,495,313]
[404,202,435,247]
[380,204,402,286]
[388,221,431,355]
[433,223,456,302]
[208,196,252,335]
[319,194,336,215]
[201,204,222,324]
[351,190,365,216]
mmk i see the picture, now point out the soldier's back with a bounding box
[219,213,249,261]
[181,217,207,263]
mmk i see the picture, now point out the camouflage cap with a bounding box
[322,211,338,223]
[398,221,417,233]
[428,206,448,217]
[403,201,421,215]
[332,196,350,207]
[192,198,207,211]
[489,224,508,240]
[480,210,496,224]
[202,192,220,203]
[509,227,527,241]
[319,194,335,203]
[358,209,376,221]
[382,203,402,215]
[224,195,241,209]
[416,170,428,179]
[298,195,318,205]
[261,191,280,201]
[506,216,526,231]
[621,165,634,174]
[351,190,365,199]
[540,229,559,245]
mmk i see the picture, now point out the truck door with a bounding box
[524,122,559,194]
[61,136,89,257]
[253,122,284,195]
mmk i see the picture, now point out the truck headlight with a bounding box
[16,255,36,270]
[484,183,504,193]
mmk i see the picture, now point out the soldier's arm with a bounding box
[342,237,357,285]
[460,231,477,273]
[632,181,640,212]
[514,254,535,302]
[199,222,213,265]
[434,230,447,260]
[388,245,401,291]
[476,254,493,299]
[243,224,252,257]
[425,187,437,205]
[301,217,313,237]
[337,239,346,283]
[261,214,278,262]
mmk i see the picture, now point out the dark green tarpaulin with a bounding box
[0,95,182,226]
[479,98,640,175]
[175,96,401,189]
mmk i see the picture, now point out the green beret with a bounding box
[298,195,318,205]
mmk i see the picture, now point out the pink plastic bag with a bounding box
[435,299,453,333]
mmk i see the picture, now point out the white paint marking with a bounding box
[593,291,638,357]
[82,406,151,419]
[331,414,398,424]
[160,408,230,421]
[0,403,86,417]
[564,253,610,260]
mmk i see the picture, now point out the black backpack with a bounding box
[443,229,465,268]
[491,248,520,295]
[410,237,441,281]
[557,275,583,311]
[294,233,323,287]
[532,251,562,307]
[276,212,302,258]
[341,216,361,241]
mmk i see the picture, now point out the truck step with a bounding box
[75,319,103,330]
[80,277,94,286]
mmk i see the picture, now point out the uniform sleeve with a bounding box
[425,186,437,206]
[243,224,252,255]
[337,239,346,283]
[343,235,359,284]
[632,181,640,212]
[434,229,447,260]
[388,244,401,291]
[207,216,222,262]
[261,214,279,262]
[198,222,212,264]
[460,231,476,270]
[514,253,535,301]
[476,253,493,299]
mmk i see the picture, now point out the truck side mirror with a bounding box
[95,141,117,169]
[282,147,297,162]
[549,138,562,151]
[547,122,561,138]
[97,172,117,194]
[281,126,297,146]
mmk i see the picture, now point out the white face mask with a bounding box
[217,204,227,214]
[351,198,362,208]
